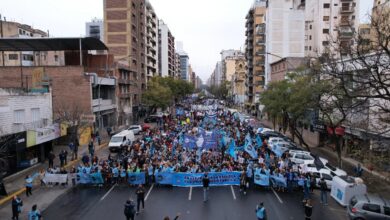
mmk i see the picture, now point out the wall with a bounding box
[0,66,92,120]
[0,88,52,136]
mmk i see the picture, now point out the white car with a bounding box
[128,125,142,135]
[288,150,315,165]
[257,127,274,134]
[305,166,333,189]
[319,158,347,177]
[268,137,288,145]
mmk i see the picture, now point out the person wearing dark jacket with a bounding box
[48,151,55,168]
[304,200,313,220]
[11,196,22,220]
[136,184,145,214]
[202,173,210,202]
[319,178,328,205]
[124,199,136,220]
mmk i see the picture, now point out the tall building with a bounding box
[158,20,175,77]
[174,52,181,79]
[178,51,189,81]
[86,18,104,41]
[231,57,247,105]
[103,0,147,121]
[304,0,360,57]
[245,0,267,107]
[265,0,305,84]
[221,50,245,82]
[145,0,159,82]
[0,20,64,66]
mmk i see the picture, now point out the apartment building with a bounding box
[145,0,159,82]
[103,0,146,121]
[0,20,64,66]
[231,57,247,105]
[221,50,245,82]
[178,51,189,81]
[174,52,181,79]
[158,20,175,77]
[245,0,267,109]
[304,0,360,57]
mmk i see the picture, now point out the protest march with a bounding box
[37,98,318,201]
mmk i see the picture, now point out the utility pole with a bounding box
[0,14,5,66]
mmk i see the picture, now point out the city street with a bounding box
[43,184,347,220]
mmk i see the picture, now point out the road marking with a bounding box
[271,188,283,204]
[100,184,116,201]
[230,185,236,200]
[145,183,154,201]
[188,187,193,200]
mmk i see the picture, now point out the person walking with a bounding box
[11,196,23,220]
[355,163,363,177]
[319,177,328,205]
[136,184,145,214]
[124,199,136,220]
[48,151,55,168]
[73,138,79,160]
[28,204,41,220]
[59,150,65,167]
[255,202,267,220]
[304,199,313,220]
[202,173,210,202]
[88,139,95,158]
[240,171,247,195]
[25,175,33,197]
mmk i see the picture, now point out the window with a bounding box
[322,41,329,46]
[352,15,355,20]
[31,108,40,122]
[19,29,23,35]
[305,46,308,51]
[8,54,18,60]
[323,29,329,34]
[323,16,330,21]
[384,206,390,216]
[322,174,332,181]
[13,110,25,124]
[22,54,34,61]
[309,25,312,30]
[324,3,330,8]
[54,55,59,62]
[309,46,312,51]
[362,204,381,213]
[309,35,312,40]
[312,172,321,178]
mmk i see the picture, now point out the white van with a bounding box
[108,130,135,152]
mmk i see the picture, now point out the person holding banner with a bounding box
[255,202,267,220]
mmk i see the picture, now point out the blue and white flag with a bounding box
[270,144,288,157]
[254,169,270,186]
[228,139,237,160]
[255,134,263,148]
[235,128,241,139]
[245,133,252,145]
[244,143,258,158]
[183,134,197,149]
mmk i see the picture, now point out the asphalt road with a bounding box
[43,183,348,220]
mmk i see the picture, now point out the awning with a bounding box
[0,37,108,51]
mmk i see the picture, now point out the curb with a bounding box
[0,142,108,206]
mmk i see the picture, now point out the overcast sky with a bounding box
[0,0,374,82]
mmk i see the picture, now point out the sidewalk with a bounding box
[0,140,107,206]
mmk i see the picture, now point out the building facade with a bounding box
[103,0,146,120]
[178,52,189,81]
[86,18,104,41]
[270,57,307,82]
[304,0,360,57]
[145,0,159,82]
[231,58,247,105]
[158,20,175,77]
[0,20,64,66]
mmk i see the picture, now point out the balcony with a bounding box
[255,70,265,76]
[118,78,132,85]
[92,99,117,112]
[340,19,351,26]
[340,6,354,13]
[95,77,116,86]
[339,28,354,39]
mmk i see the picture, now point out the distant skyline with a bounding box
[0,0,374,82]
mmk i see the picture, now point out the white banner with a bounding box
[43,173,68,184]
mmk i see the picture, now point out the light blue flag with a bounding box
[256,134,263,148]
[228,139,237,160]
[244,143,258,158]
[245,133,252,146]
[235,128,241,139]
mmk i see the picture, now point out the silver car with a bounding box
[347,194,390,220]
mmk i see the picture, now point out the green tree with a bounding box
[142,78,173,112]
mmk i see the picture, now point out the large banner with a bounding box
[172,172,241,187]
[254,171,270,186]
[270,175,287,188]
[77,172,104,184]
[43,173,68,184]
[155,172,174,185]
[127,172,145,185]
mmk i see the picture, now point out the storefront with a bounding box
[0,131,27,176]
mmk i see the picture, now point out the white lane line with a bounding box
[100,184,116,201]
[145,183,154,201]
[230,185,236,200]
[188,187,193,200]
[271,187,283,204]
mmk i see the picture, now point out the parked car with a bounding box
[108,130,135,152]
[260,131,284,139]
[348,194,390,220]
[127,125,142,135]
[144,115,161,123]
[319,158,347,177]
[288,150,315,165]
[305,166,333,189]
